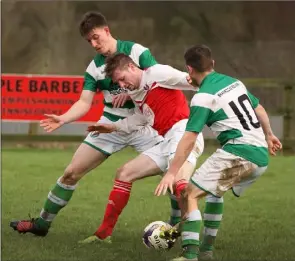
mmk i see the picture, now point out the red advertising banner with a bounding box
[1,74,104,122]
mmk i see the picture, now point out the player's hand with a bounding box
[266,134,282,156]
[112,93,131,108]
[87,123,117,134]
[40,114,65,133]
[155,172,175,196]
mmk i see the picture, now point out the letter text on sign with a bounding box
[1,74,104,122]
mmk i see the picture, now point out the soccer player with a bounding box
[81,53,204,243]
[155,44,282,261]
[9,11,164,237]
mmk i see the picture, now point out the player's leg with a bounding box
[168,122,205,224]
[10,116,127,236]
[93,153,162,240]
[198,151,261,259]
[199,195,224,260]
[165,159,196,226]
[10,142,108,236]
[231,165,267,197]
[168,192,182,226]
[171,184,207,261]
[80,126,164,243]
[171,152,225,261]
[172,149,264,260]
[172,157,203,225]
[185,150,229,260]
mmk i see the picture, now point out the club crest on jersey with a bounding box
[143,84,150,91]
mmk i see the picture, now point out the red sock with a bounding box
[175,179,188,197]
[95,179,132,239]
[175,179,188,212]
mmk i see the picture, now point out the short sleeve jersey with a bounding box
[83,40,157,121]
[186,71,268,167]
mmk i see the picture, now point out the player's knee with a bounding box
[61,164,82,185]
[182,184,202,201]
[116,164,134,182]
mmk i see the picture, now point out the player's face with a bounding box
[86,27,111,55]
[112,65,140,91]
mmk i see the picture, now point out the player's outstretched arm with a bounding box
[87,123,116,134]
[152,65,198,91]
[40,90,95,133]
[87,108,148,135]
[255,104,282,155]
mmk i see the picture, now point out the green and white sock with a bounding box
[200,195,224,252]
[168,193,182,225]
[37,177,77,229]
[181,209,202,259]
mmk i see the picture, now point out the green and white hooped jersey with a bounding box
[83,40,157,121]
[186,72,268,167]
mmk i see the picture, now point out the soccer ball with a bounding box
[142,221,173,250]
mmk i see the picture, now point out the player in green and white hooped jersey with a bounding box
[155,45,282,261]
[10,11,164,239]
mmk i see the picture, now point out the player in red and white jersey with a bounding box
[81,53,204,244]
[125,66,192,136]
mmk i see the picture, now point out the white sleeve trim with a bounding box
[190,93,216,111]
[129,43,148,66]
[150,65,198,91]
[86,61,105,80]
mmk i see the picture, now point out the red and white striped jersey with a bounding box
[114,64,197,136]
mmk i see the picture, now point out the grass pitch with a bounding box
[2,146,295,261]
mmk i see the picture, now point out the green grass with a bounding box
[2,147,295,261]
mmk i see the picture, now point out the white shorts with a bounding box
[84,116,163,156]
[190,149,267,197]
[142,119,204,172]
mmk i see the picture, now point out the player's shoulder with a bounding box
[145,64,186,87]
[118,39,148,55]
[87,53,104,68]
[119,39,135,49]
[145,64,178,78]
[198,72,240,95]
[85,52,112,81]
[120,40,148,49]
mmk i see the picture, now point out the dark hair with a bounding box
[79,11,108,37]
[104,53,136,78]
[184,45,213,72]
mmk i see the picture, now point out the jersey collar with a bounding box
[199,71,216,88]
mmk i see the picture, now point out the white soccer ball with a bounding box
[142,221,173,250]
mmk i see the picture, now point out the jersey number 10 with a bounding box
[229,94,261,131]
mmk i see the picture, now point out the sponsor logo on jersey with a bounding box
[217,82,239,97]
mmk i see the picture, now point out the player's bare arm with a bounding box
[40,90,95,133]
[255,104,282,155]
[59,90,95,123]
[155,131,198,196]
